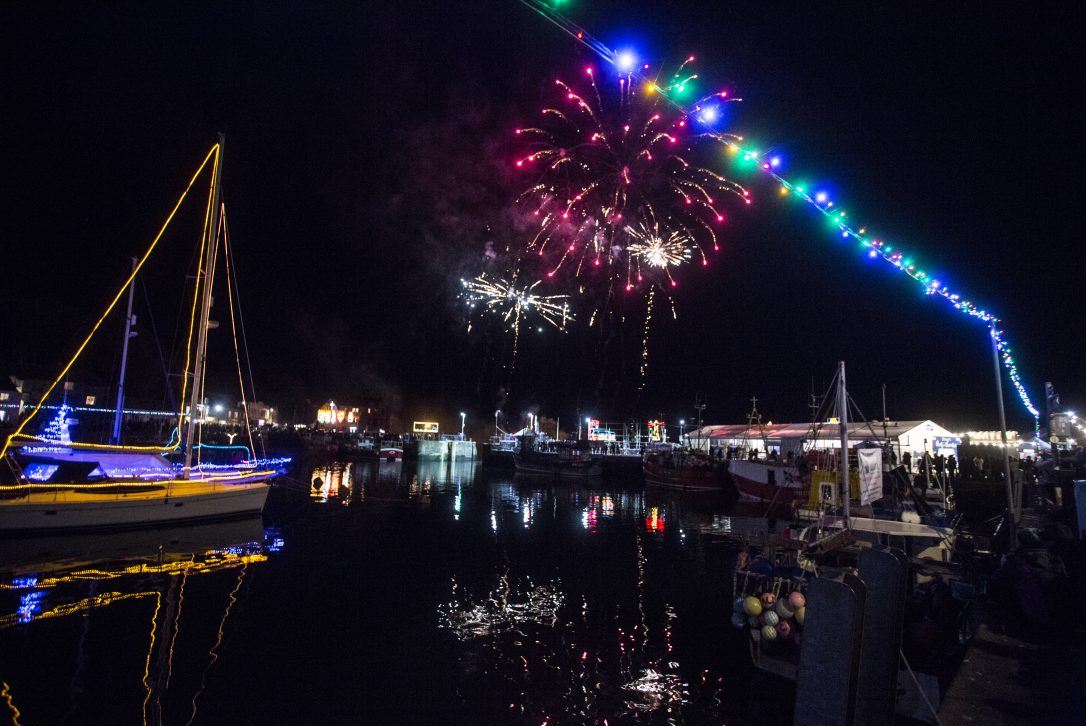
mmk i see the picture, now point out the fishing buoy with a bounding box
[761,624,778,641]
[761,610,779,627]
[795,606,806,626]
[733,597,746,614]
[742,596,763,616]
[774,599,795,619]
[777,619,793,639]
[730,612,747,629]
[788,591,806,610]
[760,592,777,608]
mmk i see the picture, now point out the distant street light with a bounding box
[680,419,685,443]
[494,410,500,437]
[460,412,466,440]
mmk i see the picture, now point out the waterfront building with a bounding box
[315,400,389,433]
[683,419,962,462]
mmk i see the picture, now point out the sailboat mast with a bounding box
[838,360,850,521]
[110,257,138,444]
[184,133,226,477]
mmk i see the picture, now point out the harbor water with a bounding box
[0,459,765,724]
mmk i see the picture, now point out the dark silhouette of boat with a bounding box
[512,437,603,479]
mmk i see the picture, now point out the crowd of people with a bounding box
[897,444,1086,503]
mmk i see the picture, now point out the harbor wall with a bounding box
[412,439,477,461]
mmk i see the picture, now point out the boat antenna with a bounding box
[881,382,889,441]
[694,394,707,451]
[184,133,226,478]
[808,377,820,422]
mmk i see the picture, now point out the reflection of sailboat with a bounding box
[0,517,267,577]
[0,517,278,723]
[0,137,287,531]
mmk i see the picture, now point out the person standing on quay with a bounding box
[947,454,957,482]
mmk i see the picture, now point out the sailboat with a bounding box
[0,135,288,531]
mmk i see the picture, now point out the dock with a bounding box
[936,624,1086,725]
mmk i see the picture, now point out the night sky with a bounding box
[2,1,1081,434]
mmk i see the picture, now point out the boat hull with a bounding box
[643,459,726,492]
[513,456,603,479]
[727,459,807,505]
[0,480,271,532]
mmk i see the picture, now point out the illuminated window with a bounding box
[0,392,8,401]
[85,395,96,405]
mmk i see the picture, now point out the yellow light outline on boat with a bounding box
[11,436,174,452]
[0,470,275,492]
[1,145,220,460]
[176,148,220,446]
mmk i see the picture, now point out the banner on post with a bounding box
[857,447,883,506]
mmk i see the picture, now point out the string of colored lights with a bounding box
[519,0,1041,431]
[19,409,265,464]
[731,153,1041,431]
[0,145,219,460]
[0,402,178,417]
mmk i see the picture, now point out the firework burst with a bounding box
[624,216,692,288]
[461,273,573,359]
[514,58,747,295]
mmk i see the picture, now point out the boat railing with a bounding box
[487,435,518,452]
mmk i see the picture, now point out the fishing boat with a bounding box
[643,446,729,492]
[727,456,809,506]
[0,136,288,532]
[696,366,874,511]
[513,437,603,479]
[380,446,404,462]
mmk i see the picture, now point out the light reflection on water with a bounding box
[1,459,747,723]
[0,518,279,724]
[434,473,735,723]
